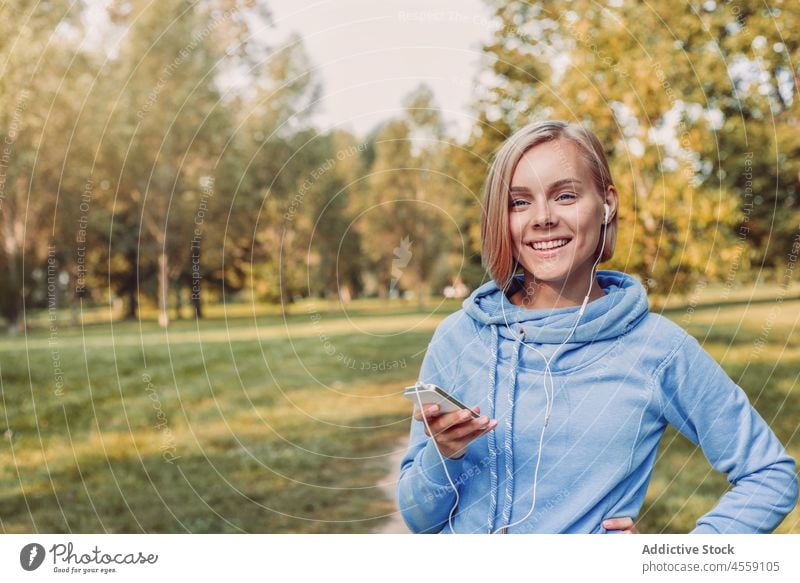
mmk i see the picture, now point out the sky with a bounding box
[79,0,493,141]
[265,0,493,141]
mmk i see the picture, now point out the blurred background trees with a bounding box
[472,0,800,293]
[2,0,798,331]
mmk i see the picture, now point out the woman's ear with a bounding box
[604,185,619,221]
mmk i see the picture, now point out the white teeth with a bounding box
[531,239,569,250]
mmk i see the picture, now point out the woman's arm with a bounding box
[657,333,799,533]
[396,325,469,534]
[396,412,467,533]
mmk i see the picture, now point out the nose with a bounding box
[530,201,555,228]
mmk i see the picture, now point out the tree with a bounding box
[359,84,454,305]
[304,129,366,301]
[227,33,323,310]
[101,0,240,325]
[0,0,89,332]
[470,0,799,293]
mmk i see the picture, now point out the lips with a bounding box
[524,239,572,261]
[527,238,571,251]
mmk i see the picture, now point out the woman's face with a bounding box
[508,138,616,294]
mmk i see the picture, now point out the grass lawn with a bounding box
[0,286,798,533]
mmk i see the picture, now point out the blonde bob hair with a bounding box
[480,120,618,289]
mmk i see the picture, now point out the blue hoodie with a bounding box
[397,270,798,533]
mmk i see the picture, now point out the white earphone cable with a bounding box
[413,389,462,534]
[493,204,609,533]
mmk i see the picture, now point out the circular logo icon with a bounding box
[20,543,46,571]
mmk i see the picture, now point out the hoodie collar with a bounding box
[462,270,649,344]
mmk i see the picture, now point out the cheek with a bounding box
[574,210,601,239]
[508,214,526,243]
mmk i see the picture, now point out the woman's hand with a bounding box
[602,517,640,533]
[413,404,497,459]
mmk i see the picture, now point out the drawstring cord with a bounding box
[485,323,524,533]
[485,325,500,534]
[499,332,523,532]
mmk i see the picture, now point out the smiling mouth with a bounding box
[527,239,572,254]
[527,239,571,251]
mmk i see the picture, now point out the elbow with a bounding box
[770,455,799,518]
[396,481,445,534]
[396,500,443,535]
[398,507,430,534]
[396,488,422,533]
[782,464,799,516]
[396,472,425,533]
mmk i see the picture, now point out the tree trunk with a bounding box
[3,241,21,335]
[126,286,139,320]
[417,281,428,310]
[191,245,202,318]
[191,289,203,319]
[278,240,293,317]
[377,259,390,299]
[417,186,427,311]
[157,252,169,328]
[5,314,20,336]
[174,282,183,320]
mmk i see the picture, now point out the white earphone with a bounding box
[489,202,611,533]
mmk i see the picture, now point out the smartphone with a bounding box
[403,382,479,419]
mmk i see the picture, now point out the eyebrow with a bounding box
[510,178,582,194]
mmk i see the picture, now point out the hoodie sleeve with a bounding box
[396,323,467,534]
[657,333,798,534]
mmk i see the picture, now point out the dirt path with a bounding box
[373,435,411,534]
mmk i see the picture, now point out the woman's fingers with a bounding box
[457,420,499,443]
[443,415,495,440]
[427,411,468,440]
[438,422,495,459]
[413,405,495,455]
[602,517,631,530]
[413,404,440,422]
[603,517,640,533]
[414,404,480,423]
[416,407,463,436]
[426,408,475,435]
[438,414,497,458]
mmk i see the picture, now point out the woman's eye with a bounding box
[510,199,529,208]
[556,192,576,201]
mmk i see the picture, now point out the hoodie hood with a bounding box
[462,270,649,345]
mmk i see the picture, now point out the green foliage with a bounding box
[2,0,798,327]
[358,84,462,303]
[0,1,90,330]
[470,0,800,293]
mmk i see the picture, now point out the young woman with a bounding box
[397,120,798,534]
